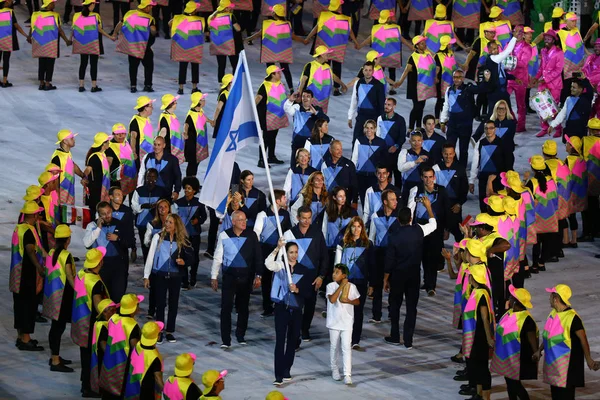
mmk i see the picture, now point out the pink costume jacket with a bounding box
[511,40,532,85]
[535,45,564,92]
[583,53,600,90]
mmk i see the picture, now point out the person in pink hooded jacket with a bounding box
[583,39,600,118]
[507,25,532,133]
[531,30,564,137]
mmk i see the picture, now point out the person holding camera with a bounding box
[143,213,192,343]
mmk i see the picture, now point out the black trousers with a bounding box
[352,283,367,345]
[262,129,279,159]
[489,262,506,320]
[388,272,420,346]
[274,303,302,381]
[357,173,377,206]
[582,195,600,236]
[550,385,575,400]
[112,1,130,30]
[0,51,11,77]
[301,288,317,337]
[261,244,276,314]
[466,357,491,390]
[185,157,199,177]
[566,213,578,231]
[478,174,490,212]
[148,274,156,316]
[152,4,171,35]
[178,62,199,85]
[331,60,342,89]
[447,206,464,242]
[49,319,67,355]
[446,123,472,169]
[266,62,293,90]
[38,57,56,82]
[152,273,181,332]
[63,1,82,22]
[207,208,219,254]
[80,345,92,391]
[233,10,252,35]
[182,235,200,287]
[220,273,251,345]
[26,0,40,16]
[532,232,555,265]
[422,232,443,291]
[13,291,37,334]
[248,0,261,34]
[409,99,426,131]
[505,377,530,400]
[216,54,239,83]
[128,50,154,87]
[79,54,99,81]
[371,247,386,321]
[138,226,150,262]
[99,259,127,303]
[290,7,306,35]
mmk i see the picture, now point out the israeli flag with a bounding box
[199,52,259,216]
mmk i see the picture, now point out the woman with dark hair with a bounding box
[238,170,267,228]
[43,224,75,372]
[71,0,114,93]
[322,187,356,271]
[304,119,334,169]
[265,238,313,386]
[525,155,559,274]
[83,132,112,214]
[290,171,328,225]
[143,214,192,343]
[334,216,372,349]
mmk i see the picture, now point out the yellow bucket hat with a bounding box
[542,140,558,156]
[565,12,577,21]
[551,7,564,18]
[565,135,582,154]
[184,0,199,13]
[216,0,233,12]
[378,9,392,24]
[313,45,333,58]
[161,94,180,110]
[84,247,106,269]
[112,123,127,134]
[412,35,426,45]
[221,74,234,89]
[502,196,518,216]
[134,95,156,110]
[138,0,156,9]
[55,129,78,144]
[38,171,59,187]
[588,118,600,130]
[20,201,44,215]
[469,262,488,285]
[489,5,502,19]
[202,370,228,395]
[119,293,144,315]
[54,224,72,239]
[466,239,488,263]
[328,0,343,11]
[45,163,62,173]
[140,321,164,346]
[41,0,56,8]
[440,35,456,50]
[266,65,284,78]
[366,50,383,62]
[175,353,197,376]
[546,284,572,306]
[434,4,446,19]
[81,0,98,5]
[530,155,546,171]
[271,4,285,17]
[92,132,113,148]
[191,91,208,107]
[23,185,44,201]
[96,299,117,319]
[484,195,505,213]
[509,284,533,308]
[266,391,289,400]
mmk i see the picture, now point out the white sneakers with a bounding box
[344,375,352,385]
[332,370,352,385]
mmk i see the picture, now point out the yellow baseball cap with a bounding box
[434,4,446,19]
[184,0,199,13]
[20,200,44,215]
[138,0,156,9]
[119,293,144,315]
[412,35,426,45]
[216,0,233,12]
[41,0,56,8]
[202,370,228,395]
[38,171,59,186]
[55,129,78,144]
[440,35,456,50]
[542,140,558,156]
[266,65,284,78]
[54,224,72,239]
[466,239,488,263]
[23,185,44,201]
[140,321,164,346]
[509,284,533,308]
[84,247,106,269]
[546,284,572,306]
[221,74,234,89]
[45,163,62,173]
[530,155,546,171]
[328,0,343,11]
[92,132,113,148]
[112,123,127,134]
[313,45,333,58]
[266,391,289,400]
[523,26,534,34]
[588,118,600,129]
[134,95,156,110]
[366,50,384,62]
[271,4,285,17]
[551,7,564,18]
[469,262,488,284]
[565,12,577,21]
[81,0,98,5]
[489,6,502,19]
[161,94,180,110]
[565,135,582,154]
[96,299,117,319]
[378,9,393,24]
[175,353,197,376]
[191,91,208,107]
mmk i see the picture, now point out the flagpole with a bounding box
[240,50,293,285]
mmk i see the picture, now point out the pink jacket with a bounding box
[511,40,532,84]
[583,53,600,89]
[535,45,564,91]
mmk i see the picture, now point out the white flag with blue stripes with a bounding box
[199,56,259,216]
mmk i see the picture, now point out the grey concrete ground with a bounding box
[0,2,599,399]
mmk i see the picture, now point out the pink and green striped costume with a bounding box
[565,155,588,214]
[42,249,73,320]
[542,308,580,388]
[530,177,559,234]
[462,287,494,358]
[9,223,43,294]
[99,315,139,396]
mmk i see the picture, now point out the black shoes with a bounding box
[81,389,101,398]
[79,87,86,92]
[91,86,102,93]
[268,157,285,165]
[191,87,200,93]
[0,81,13,88]
[18,340,44,351]
[44,84,57,91]
[177,88,184,95]
[458,386,476,395]
[48,357,72,365]
[166,333,177,343]
[143,85,155,92]
[333,88,341,96]
[384,336,400,346]
[51,363,74,373]
[204,251,214,260]
[131,86,137,93]
[257,159,266,168]
[451,355,466,364]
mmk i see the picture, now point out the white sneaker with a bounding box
[344,375,353,385]
[332,370,342,381]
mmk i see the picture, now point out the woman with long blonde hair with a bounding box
[474,100,517,169]
[334,216,373,349]
[143,213,191,343]
[290,171,328,225]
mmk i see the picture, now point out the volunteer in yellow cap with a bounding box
[112,0,157,93]
[201,369,227,398]
[108,122,137,195]
[434,35,458,118]
[462,258,494,400]
[130,96,155,166]
[185,90,211,176]
[265,390,288,400]
[82,133,113,213]
[211,73,234,138]
[534,284,600,397]
[44,224,77,372]
[90,298,117,392]
[163,353,203,399]
[158,93,185,163]
[526,154,559,273]
[256,65,290,167]
[11,200,46,352]
[423,4,467,54]
[37,170,60,248]
[23,185,44,202]
[173,1,204,95]
[207,0,241,83]
[123,321,164,398]
[51,130,86,205]
[564,135,587,247]
[490,284,539,400]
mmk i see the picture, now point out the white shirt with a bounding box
[347,81,359,120]
[326,281,360,331]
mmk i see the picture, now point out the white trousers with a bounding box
[329,328,352,376]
